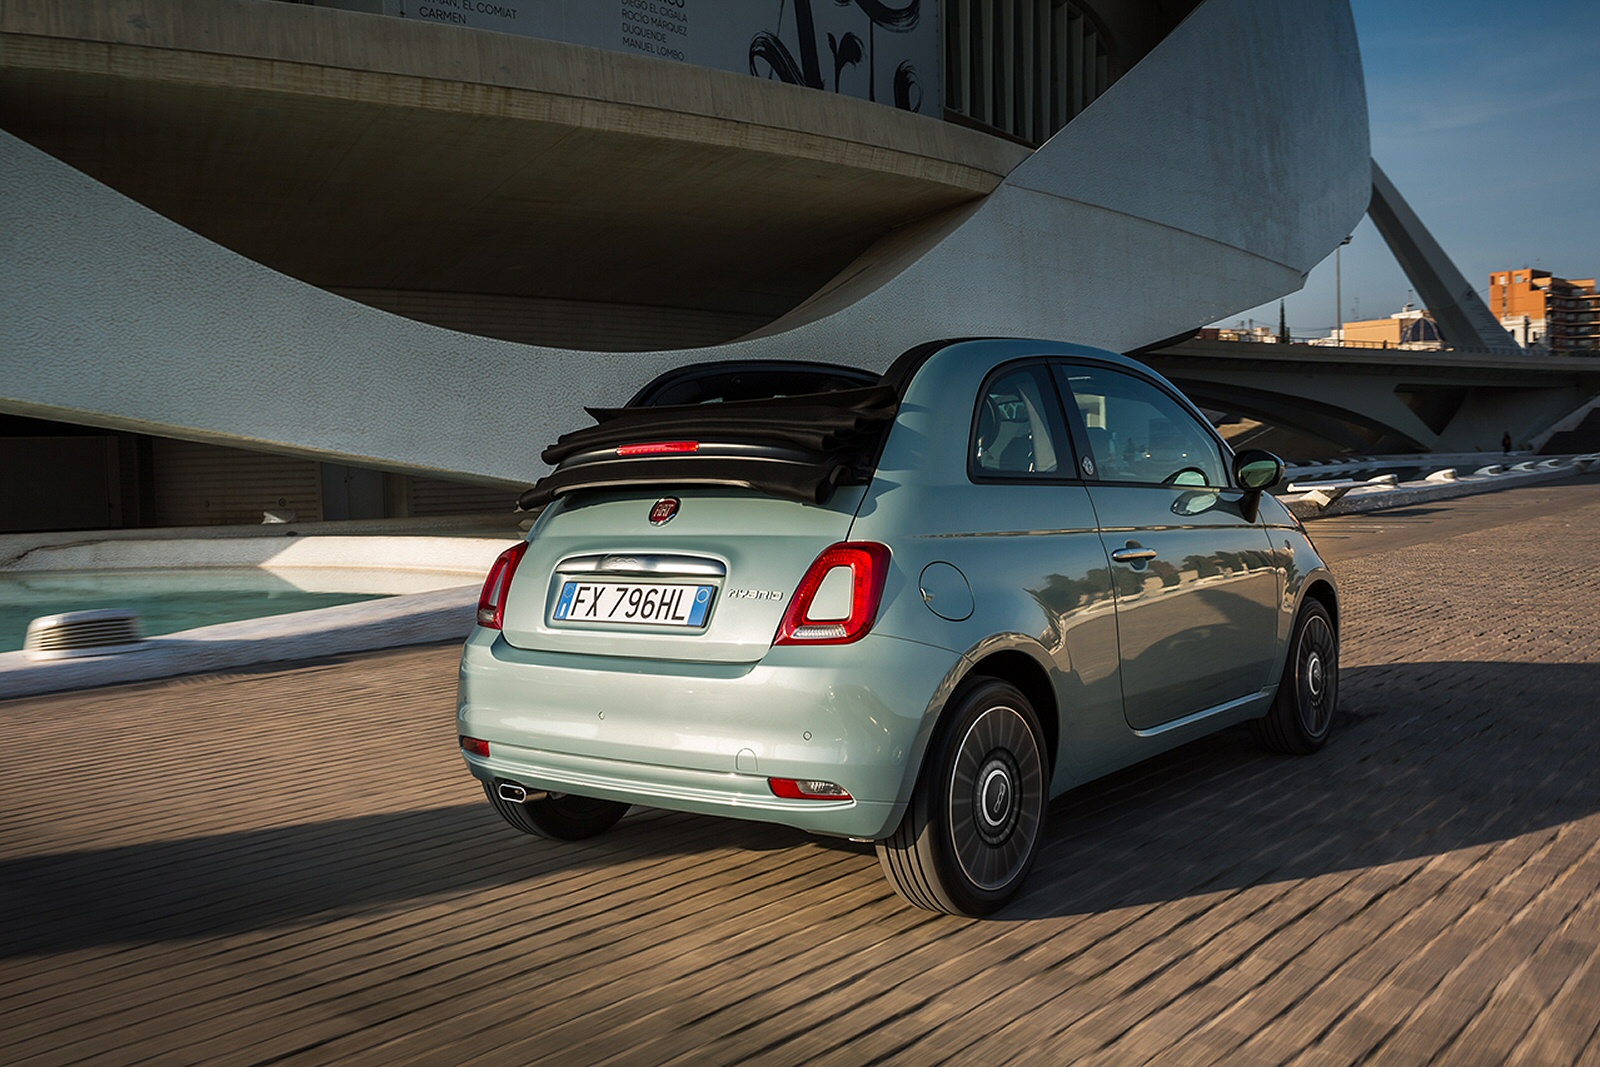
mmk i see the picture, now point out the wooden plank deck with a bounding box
[5,479,1600,1065]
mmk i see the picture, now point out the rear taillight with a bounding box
[774,542,891,646]
[477,541,529,630]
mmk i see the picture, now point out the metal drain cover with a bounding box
[23,609,147,660]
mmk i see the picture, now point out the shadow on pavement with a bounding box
[3,659,1597,947]
[1009,659,1600,919]
[0,801,815,958]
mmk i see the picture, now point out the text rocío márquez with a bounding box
[621,0,688,61]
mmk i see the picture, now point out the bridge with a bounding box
[1145,337,1600,455]
[1137,159,1600,457]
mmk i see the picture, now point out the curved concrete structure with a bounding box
[0,0,1369,490]
[0,0,1023,346]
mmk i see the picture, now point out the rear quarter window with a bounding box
[970,363,1073,479]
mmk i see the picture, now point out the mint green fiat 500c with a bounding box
[458,339,1338,916]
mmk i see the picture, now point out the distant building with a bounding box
[1302,306,1445,349]
[1196,325,1284,343]
[1489,270,1600,355]
[1336,306,1445,349]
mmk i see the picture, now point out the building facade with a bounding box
[1,0,1371,532]
[1489,269,1600,355]
[1337,307,1445,350]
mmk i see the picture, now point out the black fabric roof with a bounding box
[540,385,898,465]
[519,384,900,510]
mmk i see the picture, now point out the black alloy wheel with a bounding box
[1250,599,1339,754]
[878,678,1048,916]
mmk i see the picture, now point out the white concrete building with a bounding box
[0,0,1370,531]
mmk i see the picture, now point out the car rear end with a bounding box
[457,373,957,840]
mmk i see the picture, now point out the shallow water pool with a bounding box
[0,569,397,653]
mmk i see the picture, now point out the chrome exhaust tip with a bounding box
[496,781,547,804]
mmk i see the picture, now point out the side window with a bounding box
[1058,365,1226,488]
[972,364,1066,476]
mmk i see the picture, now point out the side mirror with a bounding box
[1232,450,1285,522]
[1233,450,1285,491]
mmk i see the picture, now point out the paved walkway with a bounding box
[5,480,1600,1065]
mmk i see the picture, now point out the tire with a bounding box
[483,781,630,840]
[876,678,1048,916]
[1250,599,1339,755]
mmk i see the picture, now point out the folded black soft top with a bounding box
[518,384,899,511]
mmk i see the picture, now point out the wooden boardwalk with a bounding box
[5,479,1600,1065]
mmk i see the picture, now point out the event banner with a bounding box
[380,0,940,115]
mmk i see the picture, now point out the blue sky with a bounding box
[1220,0,1600,337]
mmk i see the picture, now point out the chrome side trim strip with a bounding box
[1130,692,1266,738]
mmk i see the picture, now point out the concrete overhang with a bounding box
[0,0,1028,327]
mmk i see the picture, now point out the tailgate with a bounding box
[498,486,865,663]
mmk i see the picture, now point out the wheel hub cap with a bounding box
[973,752,1021,846]
[1306,653,1324,699]
[947,704,1046,894]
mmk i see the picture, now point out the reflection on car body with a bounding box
[457,339,1339,916]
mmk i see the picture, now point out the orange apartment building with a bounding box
[1489,269,1600,354]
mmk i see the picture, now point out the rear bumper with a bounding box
[457,628,961,839]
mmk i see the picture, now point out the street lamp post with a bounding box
[1334,235,1352,343]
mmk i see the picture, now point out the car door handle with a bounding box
[1110,545,1159,563]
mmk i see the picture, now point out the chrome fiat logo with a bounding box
[648,497,680,525]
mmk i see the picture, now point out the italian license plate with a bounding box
[553,581,715,628]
